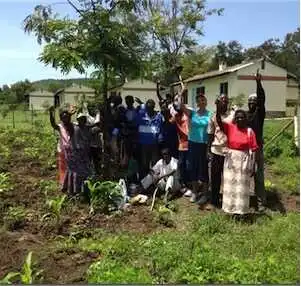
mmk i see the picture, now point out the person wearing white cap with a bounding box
[247,70,267,211]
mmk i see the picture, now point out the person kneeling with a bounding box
[140,148,180,203]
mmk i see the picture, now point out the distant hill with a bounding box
[32,78,100,93]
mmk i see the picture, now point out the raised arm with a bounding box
[180,88,192,117]
[49,106,59,131]
[156,80,164,102]
[215,100,225,133]
[256,70,265,109]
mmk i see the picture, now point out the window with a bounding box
[220,82,228,96]
[196,86,205,96]
[110,91,117,97]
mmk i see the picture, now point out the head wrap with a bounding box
[248,93,257,100]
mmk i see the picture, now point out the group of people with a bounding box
[51,71,267,216]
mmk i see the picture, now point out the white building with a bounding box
[108,78,166,109]
[176,59,299,117]
[29,89,54,110]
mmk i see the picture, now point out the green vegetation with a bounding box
[0,118,298,284]
[0,252,43,284]
[77,212,299,284]
[264,120,299,194]
[3,206,27,230]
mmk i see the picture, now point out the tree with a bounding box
[143,0,223,84]
[229,93,246,108]
[10,80,34,103]
[23,0,148,148]
[210,40,244,70]
[180,46,215,79]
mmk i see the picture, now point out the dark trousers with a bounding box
[187,141,209,183]
[90,147,102,175]
[210,153,224,207]
[139,144,159,179]
[178,150,189,186]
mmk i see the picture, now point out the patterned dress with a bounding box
[62,125,92,195]
[222,123,258,214]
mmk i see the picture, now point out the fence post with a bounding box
[294,106,299,148]
[12,109,15,129]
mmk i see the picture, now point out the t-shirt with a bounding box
[207,111,234,156]
[171,113,189,151]
[136,106,164,145]
[223,122,258,152]
[188,109,211,144]
[122,108,138,138]
[152,157,179,179]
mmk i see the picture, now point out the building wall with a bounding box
[60,92,95,106]
[235,61,287,113]
[187,61,290,116]
[187,73,237,112]
[29,96,53,110]
[121,88,159,109]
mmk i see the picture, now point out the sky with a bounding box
[0,0,299,86]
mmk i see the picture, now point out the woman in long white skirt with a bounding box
[216,108,258,215]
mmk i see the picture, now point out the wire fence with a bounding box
[0,104,50,129]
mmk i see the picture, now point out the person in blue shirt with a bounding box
[136,99,164,179]
[182,93,211,203]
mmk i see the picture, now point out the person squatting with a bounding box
[50,71,267,217]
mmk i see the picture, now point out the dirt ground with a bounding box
[0,158,299,284]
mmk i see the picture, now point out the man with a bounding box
[140,147,180,203]
[207,94,234,209]
[247,71,267,211]
[110,94,126,164]
[170,95,190,194]
[121,95,138,166]
[160,100,179,159]
[136,99,164,179]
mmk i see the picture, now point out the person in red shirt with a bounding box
[216,107,258,216]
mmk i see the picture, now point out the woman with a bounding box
[216,108,258,216]
[49,106,74,187]
[182,93,211,203]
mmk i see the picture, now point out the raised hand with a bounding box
[255,69,261,82]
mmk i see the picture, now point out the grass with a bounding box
[263,119,299,194]
[60,212,300,284]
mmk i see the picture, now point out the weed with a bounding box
[0,172,13,193]
[4,206,26,230]
[42,195,67,224]
[85,180,123,214]
[38,179,58,198]
[155,205,175,227]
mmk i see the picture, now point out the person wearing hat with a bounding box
[247,71,267,211]
[207,94,234,209]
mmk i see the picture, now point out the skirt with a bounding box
[57,152,66,185]
[222,149,255,215]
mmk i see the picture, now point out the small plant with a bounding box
[42,195,67,224]
[38,179,58,198]
[85,180,123,214]
[0,172,13,193]
[4,206,26,230]
[0,252,43,284]
[155,205,175,227]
